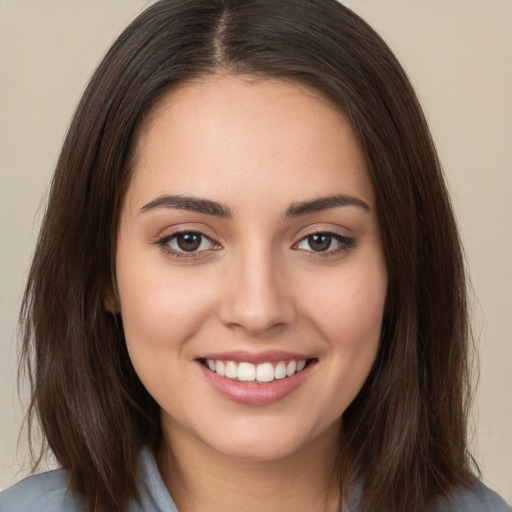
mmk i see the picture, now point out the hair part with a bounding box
[20,1,476,510]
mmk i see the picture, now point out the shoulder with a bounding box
[0,469,86,512]
[0,447,178,512]
[433,481,511,512]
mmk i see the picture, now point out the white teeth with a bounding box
[225,361,238,379]
[274,361,287,380]
[216,360,225,376]
[237,362,256,381]
[205,358,309,383]
[256,362,274,383]
[286,360,297,377]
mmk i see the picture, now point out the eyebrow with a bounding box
[285,194,370,217]
[140,195,232,217]
[139,192,370,218]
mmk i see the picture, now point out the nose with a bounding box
[218,247,297,336]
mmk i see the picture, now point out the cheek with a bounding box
[305,264,387,344]
[116,262,222,410]
[115,257,219,360]
[299,259,387,394]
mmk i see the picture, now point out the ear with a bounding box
[103,281,120,313]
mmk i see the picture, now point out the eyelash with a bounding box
[155,229,355,260]
[293,230,355,256]
[155,230,219,260]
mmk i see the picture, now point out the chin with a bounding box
[213,436,304,462]
[189,414,341,464]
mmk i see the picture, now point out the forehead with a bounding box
[127,74,374,213]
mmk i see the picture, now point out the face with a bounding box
[113,75,387,463]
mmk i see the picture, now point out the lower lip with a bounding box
[198,361,315,406]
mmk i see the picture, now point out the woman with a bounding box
[0,1,509,511]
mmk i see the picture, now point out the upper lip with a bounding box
[197,350,314,365]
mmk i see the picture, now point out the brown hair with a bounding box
[20,0,477,510]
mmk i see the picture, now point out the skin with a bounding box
[111,75,388,512]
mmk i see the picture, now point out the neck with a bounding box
[158,420,342,512]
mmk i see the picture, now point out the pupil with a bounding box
[177,233,201,252]
[309,233,331,251]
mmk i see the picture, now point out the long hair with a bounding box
[20,1,476,510]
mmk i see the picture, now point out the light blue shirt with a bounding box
[1,447,510,511]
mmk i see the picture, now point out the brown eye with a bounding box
[158,231,217,255]
[295,232,355,255]
[176,232,202,252]
[307,233,332,252]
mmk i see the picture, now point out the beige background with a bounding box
[0,0,510,503]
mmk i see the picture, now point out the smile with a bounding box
[198,355,317,406]
[203,359,308,383]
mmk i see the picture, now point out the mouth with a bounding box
[198,358,316,383]
[197,354,317,406]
